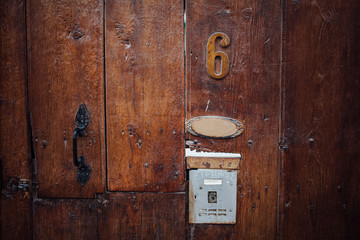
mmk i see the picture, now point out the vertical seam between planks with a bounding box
[103,0,108,194]
[277,0,281,239]
[184,0,187,123]
[183,0,187,186]
[277,0,286,239]
[183,1,188,239]
[24,0,35,239]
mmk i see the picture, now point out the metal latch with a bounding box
[73,104,91,186]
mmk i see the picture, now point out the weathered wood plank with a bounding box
[0,0,31,239]
[33,199,97,240]
[186,0,281,238]
[98,193,185,240]
[27,0,105,198]
[279,0,360,239]
[106,0,185,191]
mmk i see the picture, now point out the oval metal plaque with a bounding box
[186,116,244,138]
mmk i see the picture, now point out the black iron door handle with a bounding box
[73,127,85,167]
[73,104,91,185]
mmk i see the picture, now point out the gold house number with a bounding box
[207,32,230,79]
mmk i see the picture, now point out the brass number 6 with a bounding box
[207,32,230,79]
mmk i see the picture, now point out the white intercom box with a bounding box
[189,169,237,224]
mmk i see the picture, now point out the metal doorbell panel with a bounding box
[189,169,237,224]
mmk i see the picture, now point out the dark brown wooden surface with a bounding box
[279,0,360,239]
[186,0,280,238]
[98,193,185,240]
[33,199,97,240]
[0,0,31,239]
[1,1,359,239]
[106,0,185,192]
[27,0,105,198]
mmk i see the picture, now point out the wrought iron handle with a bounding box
[73,104,91,185]
[73,127,85,167]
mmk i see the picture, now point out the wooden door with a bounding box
[1,0,359,239]
[185,0,280,238]
[27,0,106,198]
[25,0,187,238]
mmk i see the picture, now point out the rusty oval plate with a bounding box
[186,116,244,138]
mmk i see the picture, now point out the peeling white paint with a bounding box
[185,148,241,158]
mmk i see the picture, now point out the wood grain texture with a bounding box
[279,0,360,239]
[33,199,97,240]
[0,0,31,239]
[106,0,185,192]
[186,0,280,238]
[27,0,105,198]
[186,157,240,169]
[98,193,185,240]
